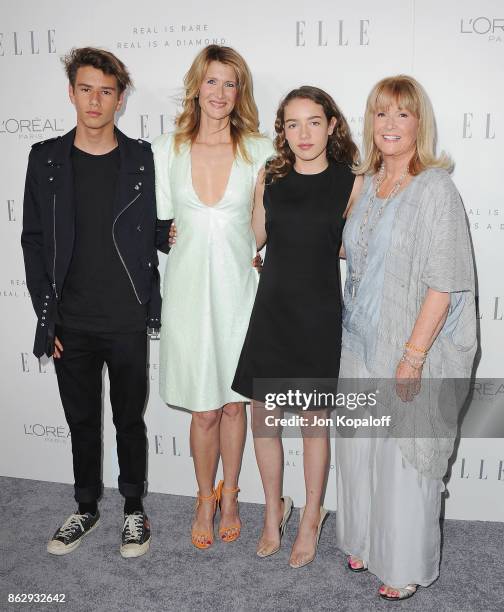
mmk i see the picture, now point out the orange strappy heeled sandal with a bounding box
[215,480,241,543]
[191,488,217,550]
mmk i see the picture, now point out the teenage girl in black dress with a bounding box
[232,86,361,567]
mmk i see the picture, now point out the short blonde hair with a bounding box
[174,45,259,162]
[357,75,452,176]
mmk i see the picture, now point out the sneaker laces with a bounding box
[123,513,143,542]
[57,513,86,541]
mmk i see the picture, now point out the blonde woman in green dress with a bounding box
[152,45,273,549]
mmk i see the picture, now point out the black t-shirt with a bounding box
[57,145,147,333]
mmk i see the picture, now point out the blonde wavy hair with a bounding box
[174,45,260,162]
[357,75,452,176]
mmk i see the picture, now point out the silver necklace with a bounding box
[350,163,409,298]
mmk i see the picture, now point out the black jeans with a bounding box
[54,326,148,503]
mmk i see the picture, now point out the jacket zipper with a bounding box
[112,193,142,304]
[52,194,58,299]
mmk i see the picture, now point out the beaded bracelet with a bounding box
[405,341,428,355]
[401,352,425,370]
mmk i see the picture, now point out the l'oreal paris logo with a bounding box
[0,118,65,137]
[460,17,503,41]
[24,424,70,438]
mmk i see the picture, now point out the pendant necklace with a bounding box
[350,163,409,298]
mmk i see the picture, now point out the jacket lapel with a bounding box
[50,127,76,225]
[114,127,146,219]
[49,129,76,285]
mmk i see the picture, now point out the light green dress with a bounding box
[152,133,274,412]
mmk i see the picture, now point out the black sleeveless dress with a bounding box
[232,160,354,400]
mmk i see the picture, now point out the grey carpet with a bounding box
[0,476,502,612]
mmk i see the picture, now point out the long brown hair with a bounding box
[266,86,359,183]
[174,45,260,162]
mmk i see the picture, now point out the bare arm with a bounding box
[251,167,267,251]
[339,174,364,259]
[395,288,450,400]
[407,288,451,352]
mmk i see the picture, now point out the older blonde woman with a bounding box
[152,45,273,549]
[336,76,476,600]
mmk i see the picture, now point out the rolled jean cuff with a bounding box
[118,478,146,498]
[74,482,102,503]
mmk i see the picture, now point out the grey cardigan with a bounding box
[363,168,477,479]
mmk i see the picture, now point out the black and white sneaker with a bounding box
[120,511,151,558]
[47,510,100,555]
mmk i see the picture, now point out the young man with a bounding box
[21,47,167,558]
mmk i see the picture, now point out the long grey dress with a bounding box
[336,169,477,587]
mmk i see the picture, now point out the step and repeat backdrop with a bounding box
[1,0,503,521]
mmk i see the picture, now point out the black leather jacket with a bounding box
[21,127,166,357]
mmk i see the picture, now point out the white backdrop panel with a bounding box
[1,0,502,521]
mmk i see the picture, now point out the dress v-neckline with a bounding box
[188,146,235,208]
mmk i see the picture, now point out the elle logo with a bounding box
[0,30,56,56]
[462,113,496,139]
[154,434,192,457]
[295,20,370,47]
[7,200,15,222]
[459,458,504,481]
[475,297,503,321]
[139,114,171,140]
[20,353,55,374]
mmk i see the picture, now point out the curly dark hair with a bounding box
[62,47,132,94]
[266,86,359,183]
